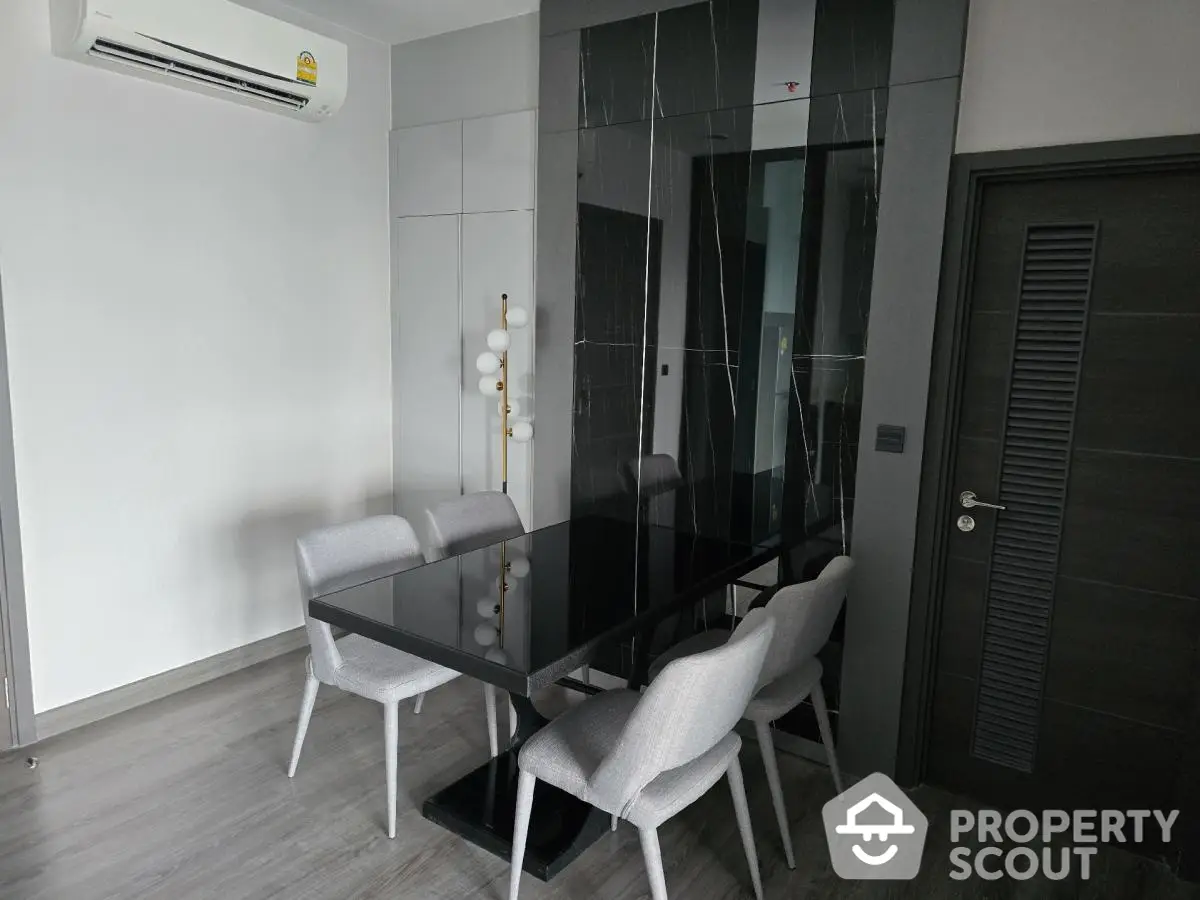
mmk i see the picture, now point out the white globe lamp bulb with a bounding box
[478,375,502,396]
[510,420,534,443]
[487,329,512,353]
[500,398,521,417]
[473,623,497,647]
[476,598,498,618]
[506,306,529,329]
[507,556,530,578]
[485,648,508,665]
[475,351,501,375]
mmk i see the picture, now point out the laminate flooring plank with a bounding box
[0,650,1193,899]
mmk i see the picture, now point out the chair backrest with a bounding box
[587,608,775,815]
[756,555,853,690]
[294,515,426,682]
[624,454,682,497]
[424,491,525,561]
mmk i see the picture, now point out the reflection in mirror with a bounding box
[568,0,886,555]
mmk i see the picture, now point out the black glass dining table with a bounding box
[308,476,834,879]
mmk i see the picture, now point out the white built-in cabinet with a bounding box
[391,110,536,536]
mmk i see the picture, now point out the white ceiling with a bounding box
[273,0,540,46]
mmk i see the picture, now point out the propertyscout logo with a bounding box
[821,773,928,879]
[822,773,1180,882]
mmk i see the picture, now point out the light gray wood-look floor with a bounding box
[0,650,1194,900]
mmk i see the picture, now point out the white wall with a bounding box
[390,17,539,533]
[958,0,1200,152]
[0,0,393,712]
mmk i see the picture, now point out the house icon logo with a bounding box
[821,772,928,879]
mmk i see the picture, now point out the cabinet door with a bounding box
[460,210,535,528]
[462,110,536,214]
[394,215,462,528]
[390,121,463,217]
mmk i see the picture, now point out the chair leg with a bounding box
[754,719,795,869]
[508,696,517,741]
[638,827,669,900]
[811,683,844,794]
[508,770,536,900]
[611,813,618,832]
[728,755,765,900]
[484,683,499,758]
[581,665,591,686]
[414,692,425,715]
[385,701,399,839]
[287,668,320,778]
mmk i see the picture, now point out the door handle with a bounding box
[960,490,1005,511]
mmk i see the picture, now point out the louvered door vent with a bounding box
[970,223,1098,772]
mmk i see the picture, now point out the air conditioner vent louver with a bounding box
[89,38,309,110]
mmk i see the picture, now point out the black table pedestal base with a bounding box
[422,750,610,881]
[421,695,610,881]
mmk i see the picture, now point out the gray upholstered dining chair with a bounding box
[647,555,854,869]
[425,490,526,561]
[288,515,498,839]
[508,609,777,900]
[425,490,526,756]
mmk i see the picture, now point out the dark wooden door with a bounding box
[927,166,1200,865]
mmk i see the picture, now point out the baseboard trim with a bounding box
[35,626,310,742]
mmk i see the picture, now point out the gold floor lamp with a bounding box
[472,293,532,655]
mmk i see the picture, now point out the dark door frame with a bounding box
[897,135,1200,801]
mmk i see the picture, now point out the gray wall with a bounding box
[391,14,539,128]
[957,0,1200,152]
[531,23,578,528]
[837,0,970,778]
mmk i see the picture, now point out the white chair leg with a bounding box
[385,701,399,839]
[638,827,669,900]
[508,696,517,741]
[508,770,536,900]
[484,683,499,758]
[414,692,425,715]
[811,683,844,794]
[611,813,618,832]
[287,667,320,778]
[754,719,795,869]
[581,665,591,686]
[728,755,765,900]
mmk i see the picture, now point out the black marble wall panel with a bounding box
[552,3,892,734]
[810,0,895,96]
[542,0,699,36]
[579,0,760,128]
[539,0,972,778]
[560,0,890,554]
[572,202,662,515]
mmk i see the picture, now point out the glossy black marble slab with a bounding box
[308,511,779,696]
[808,88,888,147]
[579,0,760,128]
[542,0,697,36]
[569,98,881,540]
[810,0,895,96]
[546,0,893,751]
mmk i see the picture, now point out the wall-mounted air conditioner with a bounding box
[49,0,349,123]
